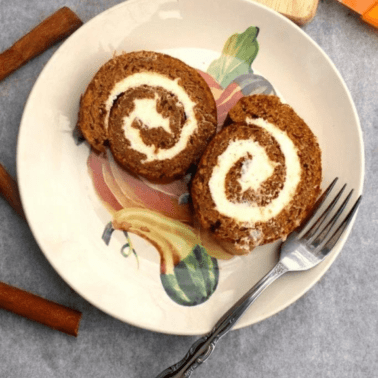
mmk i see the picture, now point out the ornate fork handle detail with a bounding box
[155,262,288,378]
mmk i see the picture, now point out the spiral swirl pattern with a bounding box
[191,95,322,254]
[208,117,301,223]
[77,51,217,181]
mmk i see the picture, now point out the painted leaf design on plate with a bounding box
[207,26,260,88]
[200,26,275,128]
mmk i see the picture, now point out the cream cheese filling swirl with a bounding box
[208,117,301,223]
[105,72,197,163]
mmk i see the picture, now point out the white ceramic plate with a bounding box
[17,0,364,335]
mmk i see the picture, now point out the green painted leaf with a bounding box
[207,26,260,88]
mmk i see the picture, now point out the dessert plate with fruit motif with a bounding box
[17,0,364,335]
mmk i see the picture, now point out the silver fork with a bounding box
[156,178,362,378]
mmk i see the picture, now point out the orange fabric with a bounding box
[362,3,378,27]
[341,0,377,14]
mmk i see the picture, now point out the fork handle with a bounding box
[155,262,288,378]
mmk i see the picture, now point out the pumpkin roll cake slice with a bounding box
[191,95,322,255]
[77,51,217,181]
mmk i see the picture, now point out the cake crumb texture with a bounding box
[191,94,322,254]
[77,51,217,181]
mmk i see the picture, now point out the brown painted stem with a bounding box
[0,7,83,82]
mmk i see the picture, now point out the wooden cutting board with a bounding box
[252,0,320,25]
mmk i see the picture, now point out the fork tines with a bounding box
[299,178,362,254]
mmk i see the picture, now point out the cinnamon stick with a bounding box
[0,164,83,336]
[0,163,25,219]
[0,282,82,336]
[0,7,83,82]
[0,8,84,336]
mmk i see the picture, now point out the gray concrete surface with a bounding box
[0,0,377,377]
